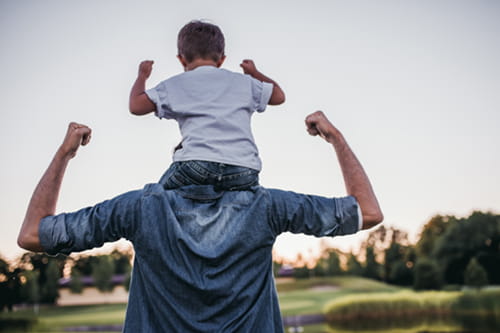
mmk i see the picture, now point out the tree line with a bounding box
[277,211,499,290]
[2,211,499,311]
[0,249,132,312]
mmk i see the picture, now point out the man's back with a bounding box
[39,183,360,332]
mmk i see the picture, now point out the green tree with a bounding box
[389,261,413,286]
[363,246,381,280]
[91,255,116,292]
[111,249,132,275]
[416,215,455,257]
[69,267,84,294]
[464,257,488,289]
[346,254,363,276]
[21,270,40,314]
[413,258,442,290]
[433,212,500,285]
[41,259,60,303]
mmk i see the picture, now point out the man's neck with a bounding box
[185,58,219,71]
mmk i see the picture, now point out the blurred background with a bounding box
[1,1,499,332]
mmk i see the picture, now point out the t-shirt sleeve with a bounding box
[250,77,273,113]
[38,189,143,255]
[268,189,360,237]
[145,82,176,119]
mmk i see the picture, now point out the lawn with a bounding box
[1,276,402,332]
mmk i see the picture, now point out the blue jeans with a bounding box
[159,160,259,191]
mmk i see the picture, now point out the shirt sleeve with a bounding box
[145,82,175,120]
[268,189,360,237]
[250,77,273,113]
[38,189,143,255]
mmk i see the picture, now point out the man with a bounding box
[18,111,383,332]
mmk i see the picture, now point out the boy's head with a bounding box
[177,21,225,64]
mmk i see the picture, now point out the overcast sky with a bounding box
[1,0,499,262]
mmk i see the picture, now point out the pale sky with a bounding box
[1,0,499,262]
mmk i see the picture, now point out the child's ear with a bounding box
[177,55,188,68]
[216,55,226,68]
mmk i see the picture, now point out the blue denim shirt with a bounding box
[39,184,360,332]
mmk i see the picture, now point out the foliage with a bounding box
[433,211,500,285]
[91,255,116,292]
[362,246,381,280]
[0,257,23,312]
[18,253,65,304]
[314,250,342,277]
[69,267,84,294]
[413,258,442,290]
[345,254,363,276]
[464,257,488,289]
[324,288,500,332]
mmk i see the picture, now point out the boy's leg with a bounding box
[160,160,259,190]
[159,161,209,189]
[215,165,259,191]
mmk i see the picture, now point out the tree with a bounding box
[416,215,455,257]
[18,253,65,304]
[413,259,442,290]
[314,250,342,277]
[464,257,488,289]
[41,259,60,303]
[433,212,500,285]
[389,261,413,286]
[0,258,23,312]
[69,267,84,294]
[91,255,115,292]
[21,270,40,314]
[363,246,381,280]
[346,254,363,276]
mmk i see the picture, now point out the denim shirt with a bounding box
[39,184,360,332]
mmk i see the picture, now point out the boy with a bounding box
[129,20,285,190]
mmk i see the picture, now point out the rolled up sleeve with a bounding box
[269,189,360,237]
[39,189,143,255]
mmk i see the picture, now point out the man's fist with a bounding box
[60,122,92,158]
[305,111,338,143]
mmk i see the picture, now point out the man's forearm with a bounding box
[328,130,383,229]
[18,149,70,251]
[18,123,91,252]
[305,111,383,229]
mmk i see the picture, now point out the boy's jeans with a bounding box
[159,160,259,191]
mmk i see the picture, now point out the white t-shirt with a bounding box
[146,66,273,171]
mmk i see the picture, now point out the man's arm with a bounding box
[129,60,157,115]
[17,123,92,252]
[305,111,383,229]
[240,59,285,105]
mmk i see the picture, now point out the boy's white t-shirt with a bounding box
[146,66,273,171]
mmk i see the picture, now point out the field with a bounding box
[1,277,499,333]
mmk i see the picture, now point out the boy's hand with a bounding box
[240,59,259,76]
[138,60,154,79]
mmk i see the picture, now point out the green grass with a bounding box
[3,278,498,333]
[278,276,402,316]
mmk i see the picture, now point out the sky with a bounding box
[1,0,499,263]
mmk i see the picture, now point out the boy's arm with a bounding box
[240,59,285,105]
[129,60,156,115]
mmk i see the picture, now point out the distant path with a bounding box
[63,314,326,331]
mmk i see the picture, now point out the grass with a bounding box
[2,277,499,333]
